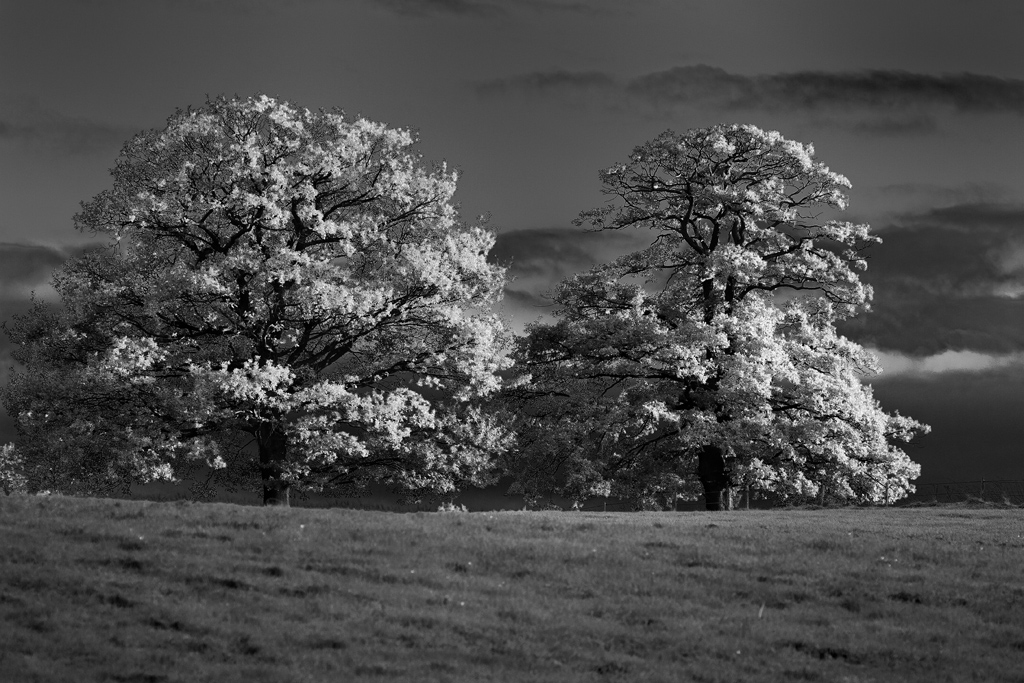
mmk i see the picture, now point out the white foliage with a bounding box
[0,443,28,495]
[5,95,511,498]
[508,124,927,508]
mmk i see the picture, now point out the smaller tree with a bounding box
[505,124,927,510]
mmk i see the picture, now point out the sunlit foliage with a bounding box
[506,125,928,509]
[3,96,510,504]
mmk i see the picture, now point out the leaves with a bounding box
[5,95,511,499]
[4,114,927,508]
[509,125,927,509]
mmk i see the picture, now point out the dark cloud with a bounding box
[377,0,502,16]
[475,66,1024,130]
[491,226,648,281]
[874,182,1009,208]
[894,203,1024,232]
[502,288,557,311]
[0,242,98,306]
[840,203,1024,354]
[0,243,68,289]
[497,288,561,333]
[871,367,1024,483]
[490,227,649,329]
[376,0,592,17]
[848,294,1024,356]
[626,66,1024,114]
[870,203,1024,296]
[76,0,343,12]
[0,99,134,156]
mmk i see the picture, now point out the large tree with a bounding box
[3,95,510,505]
[505,125,927,510]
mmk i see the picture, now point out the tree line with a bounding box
[0,95,928,510]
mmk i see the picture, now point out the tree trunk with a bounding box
[697,445,732,511]
[258,423,290,506]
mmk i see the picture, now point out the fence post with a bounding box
[980,478,985,500]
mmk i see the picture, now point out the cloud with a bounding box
[0,99,135,156]
[492,207,1024,355]
[376,0,592,17]
[625,66,1024,114]
[870,203,1024,299]
[0,242,97,304]
[491,226,648,282]
[0,243,65,301]
[893,202,1024,232]
[869,348,1024,377]
[839,202,1024,355]
[873,182,1010,209]
[77,0,596,14]
[490,226,649,329]
[376,0,501,16]
[501,287,557,311]
[870,366,1024,482]
[475,65,1024,129]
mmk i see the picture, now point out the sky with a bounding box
[1,0,1022,490]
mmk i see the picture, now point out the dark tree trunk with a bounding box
[258,423,290,506]
[697,445,732,511]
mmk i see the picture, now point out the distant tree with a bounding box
[505,124,927,510]
[2,95,510,505]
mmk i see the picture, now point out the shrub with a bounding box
[0,443,28,495]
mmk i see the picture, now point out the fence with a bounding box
[898,480,1024,506]
[574,480,1024,511]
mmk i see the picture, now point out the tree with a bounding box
[3,95,510,505]
[506,124,927,510]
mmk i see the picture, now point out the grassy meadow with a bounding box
[1,495,1023,682]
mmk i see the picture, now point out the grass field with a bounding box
[1,495,1022,682]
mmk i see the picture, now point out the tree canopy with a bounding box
[3,95,510,504]
[3,114,927,511]
[505,124,927,510]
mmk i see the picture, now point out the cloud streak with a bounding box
[491,226,651,288]
[872,203,1024,299]
[376,0,592,17]
[0,242,97,303]
[475,66,1024,129]
[626,66,1024,114]
[840,202,1024,355]
[376,0,501,16]
[0,99,135,156]
[870,348,1024,378]
[490,226,649,329]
